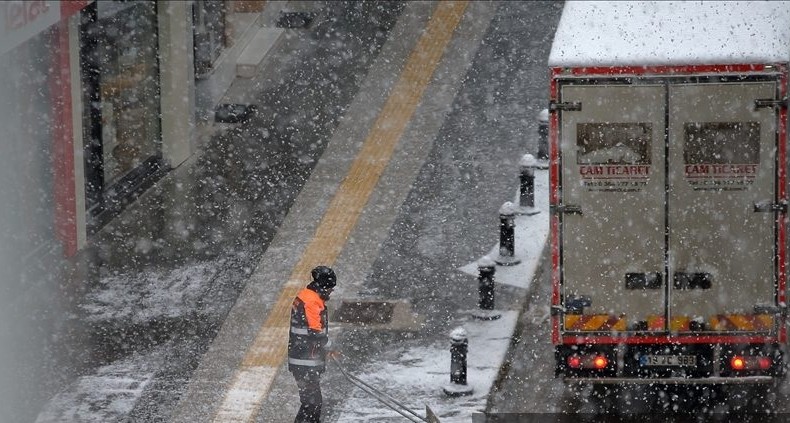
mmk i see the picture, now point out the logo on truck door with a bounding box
[682,122,760,191]
[577,122,652,192]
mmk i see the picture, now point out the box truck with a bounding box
[549,1,790,385]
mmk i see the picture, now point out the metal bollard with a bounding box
[443,327,473,396]
[537,108,549,160]
[450,328,468,385]
[478,257,496,311]
[494,202,521,266]
[516,154,540,216]
[472,257,501,320]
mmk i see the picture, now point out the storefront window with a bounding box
[80,0,162,221]
[193,0,227,77]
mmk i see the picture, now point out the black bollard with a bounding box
[516,154,540,216]
[442,327,473,396]
[520,166,534,208]
[495,202,521,266]
[478,259,496,311]
[472,257,502,320]
[450,329,468,385]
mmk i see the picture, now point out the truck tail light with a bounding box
[567,356,582,368]
[758,356,773,370]
[567,354,609,370]
[593,355,608,369]
[729,355,772,371]
[730,356,745,370]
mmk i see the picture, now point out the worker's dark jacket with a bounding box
[288,287,329,373]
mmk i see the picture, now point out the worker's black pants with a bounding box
[292,367,322,423]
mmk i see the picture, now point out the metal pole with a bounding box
[516,154,539,215]
[477,258,496,311]
[472,257,501,320]
[495,202,521,266]
[520,154,535,208]
[442,327,473,396]
[449,330,468,385]
[331,356,429,422]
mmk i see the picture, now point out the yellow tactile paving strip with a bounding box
[213,2,469,421]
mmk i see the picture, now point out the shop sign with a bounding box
[1,1,60,55]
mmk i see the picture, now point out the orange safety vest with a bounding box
[288,288,329,371]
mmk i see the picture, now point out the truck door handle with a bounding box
[754,98,788,110]
[754,200,787,213]
[625,272,662,289]
[673,272,712,290]
[550,204,583,215]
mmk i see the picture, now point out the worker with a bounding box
[288,265,337,423]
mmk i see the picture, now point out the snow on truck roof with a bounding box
[548,1,790,67]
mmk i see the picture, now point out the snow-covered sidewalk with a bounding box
[36,167,548,423]
[332,169,549,422]
[35,255,244,422]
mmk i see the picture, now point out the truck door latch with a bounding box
[753,200,788,213]
[549,101,582,112]
[550,204,583,215]
[755,98,788,110]
[754,303,787,315]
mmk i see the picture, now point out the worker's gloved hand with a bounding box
[327,350,342,360]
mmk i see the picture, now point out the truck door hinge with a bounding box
[755,97,788,110]
[549,101,582,112]
[550,204,583,215]
[753,200,788,213]
[754,303,787,315]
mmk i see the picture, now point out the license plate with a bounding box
[640,354,697,367]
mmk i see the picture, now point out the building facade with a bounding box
[0,0,248,418]
[1,0,205,264]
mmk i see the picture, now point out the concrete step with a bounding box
[236,27,285,78]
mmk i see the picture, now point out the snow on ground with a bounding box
[35,344,168,423]
[36,259,229,422]
[333,311,519,422]
[80,262,220,324]
[459,167,550,289]
[333,169,549,422]
[37,169,549,423]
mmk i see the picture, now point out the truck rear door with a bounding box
[559,84,667,332]
[668,81,778,333]
[558,79,781,335]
